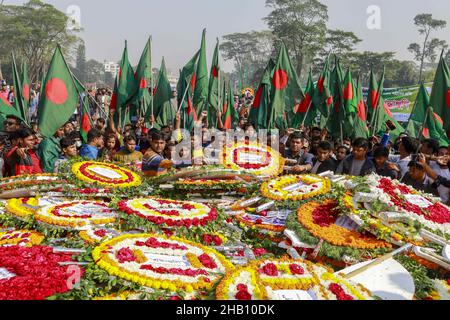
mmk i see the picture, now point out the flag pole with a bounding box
[300,100,313,128]
[177,74,194,113]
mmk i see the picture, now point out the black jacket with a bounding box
[311,157,337,174]
[337,155,375,177]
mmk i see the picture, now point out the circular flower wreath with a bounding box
[92,234,234,293]
[79,226,122,245]
[297,200,392,250]
[216,258,374,300]
[118,198,218,228]
[36,200,117,230]
[261,174,331,201]
[0,246,83,300]
[5,198,39,219]
[174,178,246,192]
[72,161,142,188]
[375,177,450,235]
[0,174,66,192]
[0,229,44,247]
[222,142,284,177]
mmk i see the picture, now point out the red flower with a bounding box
[253,248,268,257]
[202,234,213,245]
[94,229,107,238]
[261,263,278,276]
[197,254,217,269]
[235,290,252,300]
[213,236,222,246]
[116,247,136,263]
[328,283,354,300]
[237,284,248,291]
[289,264,305,275]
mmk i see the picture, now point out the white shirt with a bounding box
[388,155,412,179]
[430,161,450,203]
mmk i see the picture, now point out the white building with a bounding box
[104,61,120,78]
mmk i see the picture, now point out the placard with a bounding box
[142,253,191,268]
[87,166,123,179]
[237,152,263,164]
[403,194,433,208]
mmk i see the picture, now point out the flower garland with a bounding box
[426,279,450,300]
[35,200,117,230]
[92,234,234,293]
[71,161,142,188]
[235,214,286,233]
[312,271,374,300]
[261,175,331,201]
[0,246,83,300]
[297,200,392,250]
[0,229,44,247]
[222,142,284,177]
[118,198,218,228]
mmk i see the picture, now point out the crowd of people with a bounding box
[2,79,450,205]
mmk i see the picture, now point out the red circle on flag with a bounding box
[326,96,333,106]
[22,84,30,102]
[384,103,393,118]
[190,74,197,90]
[252,87,263,109]
[446,88,450,107]
[297,94,311,113]
[357,100,366,121]
[317,77,325,93]
[139,78,147,89]
[272,69,289,90]
[45,78,68,105]
[423,127,429,138]
[0,95,12,107]
[343,83,353,100]
[370,90,379,109]
[212,67,219,78]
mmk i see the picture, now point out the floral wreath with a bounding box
[297,200,391,250]
[118,198,218,228]
[216,257,374,300]
[222,142,284,177]
[35,200,117,230]
[261,174,331,201]
[92,234,234,293]
[0,174,66,192]
[5,198,39,219]
[0,229,44,247]
[0,246,83,300]
[72,161,142,188]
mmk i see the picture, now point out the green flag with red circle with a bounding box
[38,45,78,138]
[313,57,333,120]
[424,106,450,147]
[12,54,28,124]
[269,42,304,130]
[193,29,209,118]
[292,69,316,128]
[177,50,200,131]
[429,52,450,137]
[207,39,220,128]
[353,76,369,138]
[406,84,429,138]
[132,37,153,119]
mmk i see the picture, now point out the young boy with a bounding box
[54,138,78,173]
[373,146,399,180]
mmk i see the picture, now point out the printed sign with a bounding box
[88,166,123,179]
[0,268,16,280]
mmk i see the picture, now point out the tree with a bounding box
[85,59,105,84]
[220,30,276,89]
[408,13,447,83]
[74,41,87,83]
[264,0,328,77]
[0,0,80,83]
[345,51,396,86]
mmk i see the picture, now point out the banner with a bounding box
[363,83,433,123]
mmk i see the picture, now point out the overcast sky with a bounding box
[4,0,450,74]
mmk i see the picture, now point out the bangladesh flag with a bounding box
[178,51,200,131]
[0,88,22,120]
[229,82,239,128]
[313,57,333,120]
[342,68,358,137]
[12,54,27,123]
[221,81,232,129]
[207,39,220,128]
[38,45,78,138]
[406,84,429,138]
[369,69,403,140]
[133,37,153,119]
[269,42,304,130]
[424,106,450,147]
[326,61,344,138]
[111,41,138,127]
[21,62,31,113]
[248,59,275,130]
[193,29,209,118]
[353,76,369,138]
[154,58,175,128]
[367,69,381,129]
[72,75,92,143]
[429,52,450,137]
[292,69,316,128]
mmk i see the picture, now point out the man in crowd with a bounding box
[114,135,143,164]
[336,138,375,176]
[54,137,78,173]
[311,141,337,174]
[284,132,314,174]
[142,131,173,177]
[80,128,103,160]
[389,136,419,179]
[37,126,65,173]
[402,160,438,196]
[373,146,399,180]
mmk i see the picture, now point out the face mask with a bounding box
[76,141,82,148]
